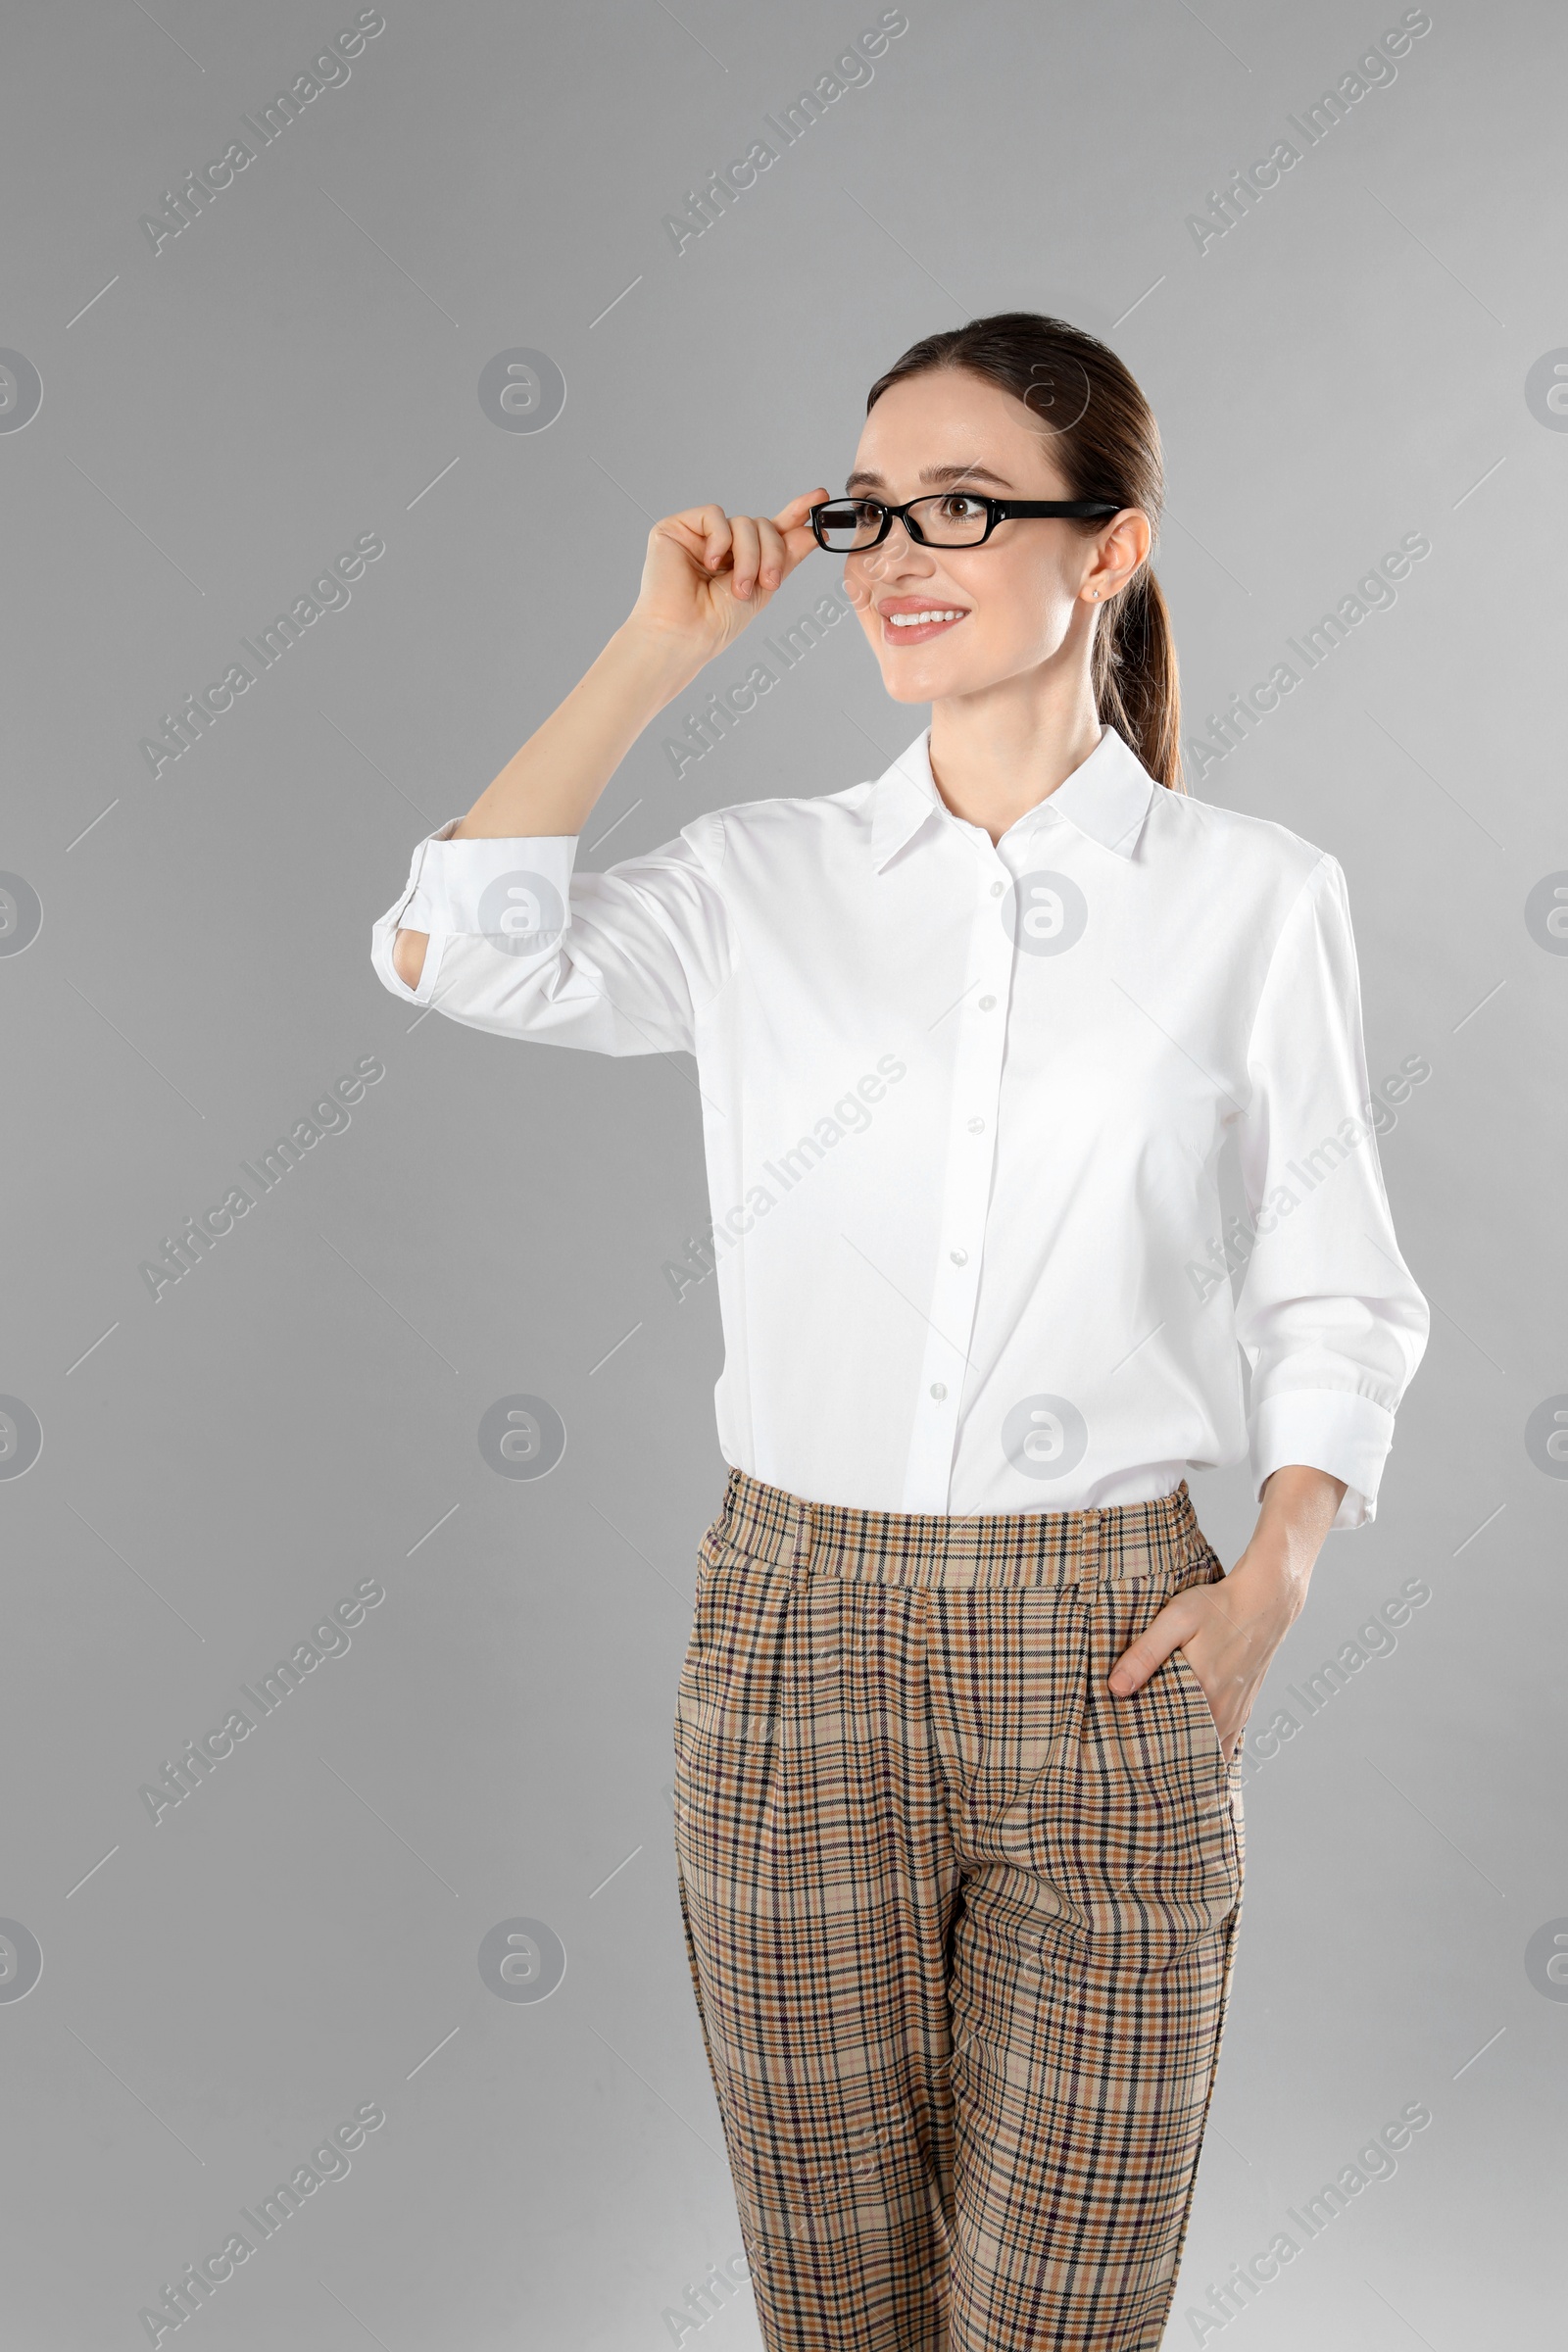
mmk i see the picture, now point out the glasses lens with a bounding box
[908,494,991,545]
[815,500,885,551]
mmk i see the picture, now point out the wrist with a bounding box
[1227,1542,1310,1628]
[609,614,709,707]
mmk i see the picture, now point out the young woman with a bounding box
[372,314,1428,2352]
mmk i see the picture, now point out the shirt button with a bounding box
[978,994,996,1011]
[967,1116,985,1134]
[930,1382,948,1400]
[950,1248,968,1266]
[990,880,1004,898]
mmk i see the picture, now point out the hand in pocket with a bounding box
[1107,1568,1293,1763]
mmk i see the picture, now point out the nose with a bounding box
[878,510,920,557]
[857,514,933,590]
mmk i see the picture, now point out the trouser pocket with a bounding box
[1167,1638,1228,1768]
[672,1537,792,1840]
[1055,1554,1244,1950]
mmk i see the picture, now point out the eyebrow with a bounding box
[842,461,1015,494]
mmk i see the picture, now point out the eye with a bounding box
[939,493,985,518]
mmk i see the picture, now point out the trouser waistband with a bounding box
[711,1466,1210,1591]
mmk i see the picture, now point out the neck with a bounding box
[926,655,1103,847]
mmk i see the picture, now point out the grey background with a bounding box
[1,0,1562,2343]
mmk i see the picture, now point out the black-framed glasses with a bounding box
[808,491,1122,552]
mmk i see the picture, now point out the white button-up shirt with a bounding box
[371,722,1428,1531]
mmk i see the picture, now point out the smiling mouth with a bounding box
[878,607,970,645]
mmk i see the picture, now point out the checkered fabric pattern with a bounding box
[672,1466,1246,2351]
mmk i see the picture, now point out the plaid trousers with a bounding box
[672,1467,1246,2352]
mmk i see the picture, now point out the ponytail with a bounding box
[865,312,1185,791]
[1094,566,1182,794]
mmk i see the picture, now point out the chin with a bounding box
[877,670,937,704]
[877,657,1001,704]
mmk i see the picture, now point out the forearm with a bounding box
[386,488,824,994]
[452,620,702,842]
[1230,1463,1348,1622]
[390,622,702,992]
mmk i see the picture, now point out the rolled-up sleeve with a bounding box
[369,808,733,1055]
[1232,853,1429,1531]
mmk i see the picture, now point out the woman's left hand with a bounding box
[1107,1466,1348,1760]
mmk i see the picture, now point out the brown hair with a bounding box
[865,313,1184,792]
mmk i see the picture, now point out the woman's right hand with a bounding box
[626,488,830,668]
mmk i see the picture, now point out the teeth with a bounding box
[888,610,964,626]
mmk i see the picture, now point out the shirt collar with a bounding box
[868,721,1158,871]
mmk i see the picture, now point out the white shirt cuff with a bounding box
[410,827,579,936]
[1250,1390,1396,1531]
[370,824,580,1005]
